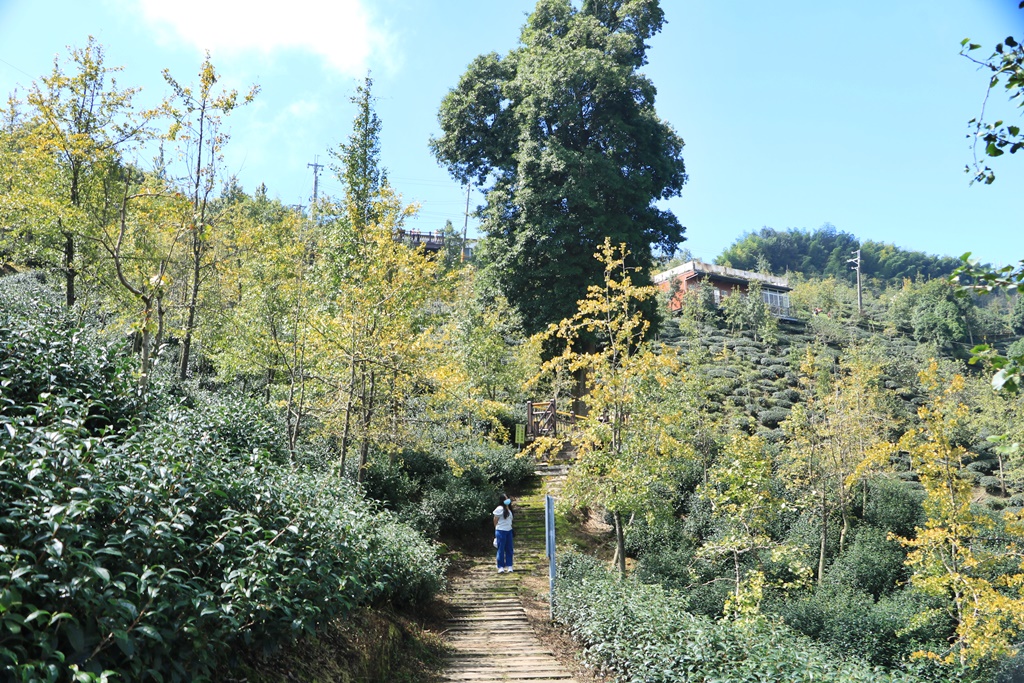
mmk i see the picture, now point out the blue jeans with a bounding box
[495,529,513,569]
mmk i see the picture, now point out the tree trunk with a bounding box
[839,502,849,553]
[339,356,357,475]
[612,510,626,576]
[817,492,828,586]
[155,296,166,348]
[63,229,76,308]
[999,453,1007,497]
[733,550,742,606]
[178,234,201,380]
[356,369,376,483]
[139,299,153,393]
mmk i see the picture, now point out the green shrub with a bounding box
[624,515,688,558]
[362,454,421,508]
[0,274,140,434]
[554,552,950,683]
[980,475,1005,495]
[451,440,534,489]
[0,279,445,682]
[824,527,907,599]
[757,406,791,428]
[416,474,497,537]
[769,585,943,668]
[863,477,925,538]
[362,438,533,536]
[965,460,995,475]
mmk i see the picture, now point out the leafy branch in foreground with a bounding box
[961,3,1024,184]
[951,254,1024,392]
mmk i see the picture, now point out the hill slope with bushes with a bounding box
[0,274,446,682]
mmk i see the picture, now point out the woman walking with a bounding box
[493,493,514,573]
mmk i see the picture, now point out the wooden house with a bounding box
[653,260,794,319]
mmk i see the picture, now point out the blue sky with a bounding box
[1,0,1022,266]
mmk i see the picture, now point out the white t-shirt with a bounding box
[493,506,513,531]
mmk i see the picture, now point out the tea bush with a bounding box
[768,585,942,668]
[361,436,533,537]
[553,552,952,683]
[0,278,445,682]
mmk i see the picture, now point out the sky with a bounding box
[1,0,1022,266]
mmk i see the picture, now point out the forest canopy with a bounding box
[717,224,963,284]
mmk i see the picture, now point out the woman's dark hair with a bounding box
[499,494,510,519]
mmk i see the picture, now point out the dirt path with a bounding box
[439,467,575,683]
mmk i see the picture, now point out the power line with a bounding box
[0,55,32,78]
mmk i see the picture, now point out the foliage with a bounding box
[893,363,1024,672]
[953,255,1024,392]
[554,551,950,683]
[431,0,687,336]
[696,433,810,616]
[781,345,897,584]
[0,273,140,433]
[0,277,444,682]
[361,436,534,537]
[9,37,158,310]
[960,10,1024,185]
[162,53,258,381]
[769,584,942,668]
[718,225,961,286]
[329,73,385,231]
[533,239,691,573]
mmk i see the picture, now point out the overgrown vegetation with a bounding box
[0,275,447,681]
[4,2,1024,681]
[554,552,949,683]
[542,231,1024,683]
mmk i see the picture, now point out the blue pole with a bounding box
[545,494,556,621]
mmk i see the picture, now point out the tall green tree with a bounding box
[431,0,687,336]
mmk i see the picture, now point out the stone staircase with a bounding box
[439,470,575,683]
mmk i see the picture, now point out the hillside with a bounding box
[714,224,964,285]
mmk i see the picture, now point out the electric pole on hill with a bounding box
[849,249,862,317]
[307,156,324,210]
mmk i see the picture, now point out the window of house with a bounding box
[761,289,790,315]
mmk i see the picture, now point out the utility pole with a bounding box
[848,248,862,317]
[461,181,471,263]
[307,155,324,208]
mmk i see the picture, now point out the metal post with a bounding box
[545,494,556,621]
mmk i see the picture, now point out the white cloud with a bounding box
[132,0,389,75]
[286,98,322,119]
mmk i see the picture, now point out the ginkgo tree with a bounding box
[532,239,691,575]
[162,53,258,380]
[14,36,156,307]
[894,362,1024,671]
[97,170,193,391]
[782,345,897,584]
[697,433,811,619]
